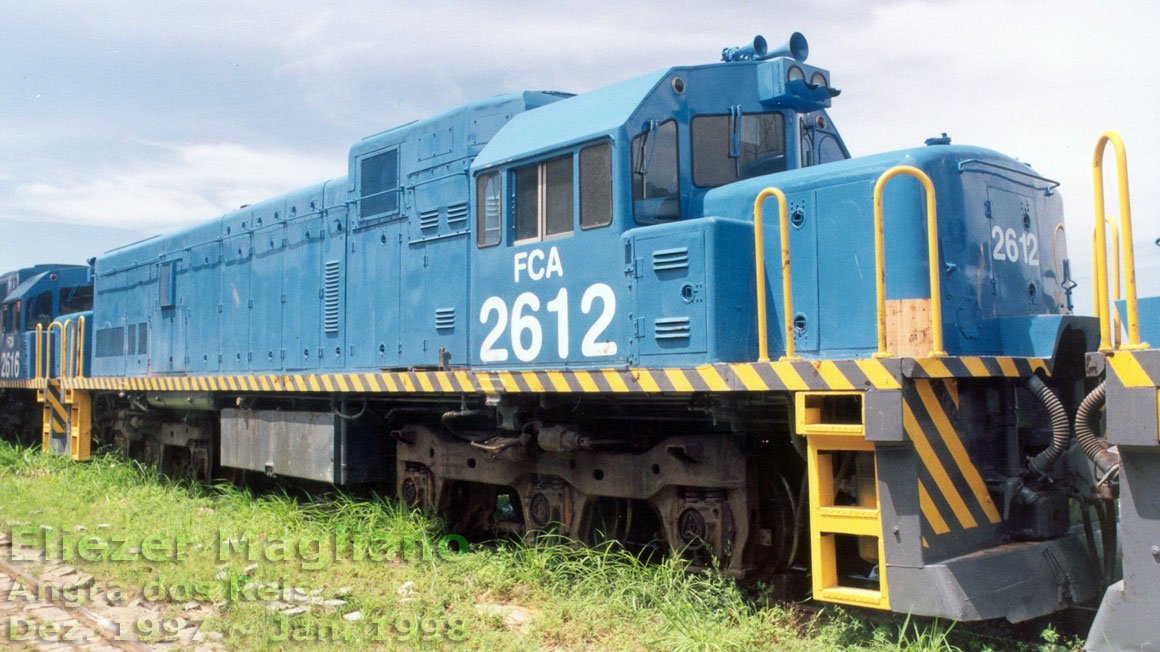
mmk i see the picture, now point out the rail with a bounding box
[34,323,43,379]
[753,187,799,362]
[1092,131,1147,351]
[62,319,74,378]
[36,321,66,380]
[75,315,85,378]
[1092,216,1122,348]
[872,166,946,358]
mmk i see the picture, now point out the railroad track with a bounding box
[0,548,157,652]
[0,526,217,652]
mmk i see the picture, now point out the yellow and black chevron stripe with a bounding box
[0,379,46,390]
[904,378,1002,546]
[0,356,1050,396]
[906,356,1048,379]
[40,381,69,448]
[51,359,900,394]
[1104,349,1159,389]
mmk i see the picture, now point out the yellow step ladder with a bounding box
[797,391,889,610]
[35,318,91,461]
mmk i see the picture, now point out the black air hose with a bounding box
[1075,381,1120,475]
[441,409,496,442]
[1026,374,1071,476]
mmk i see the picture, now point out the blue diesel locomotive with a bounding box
[2,33,1157,649]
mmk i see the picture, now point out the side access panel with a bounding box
[283,216,322,371]
[221,234,252,372]
[634,231,708,361]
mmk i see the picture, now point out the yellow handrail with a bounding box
[74,316,85,378]
[44,321,64,380]
[35,324,44,379]
[872,166,946,358]
[1052,223,1066,306]
[61,320,75,378]
[1091,217,1121,348]
[753,187,799,362]
[1092,131,1147,350]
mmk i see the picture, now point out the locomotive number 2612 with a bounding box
[479,284,617,363]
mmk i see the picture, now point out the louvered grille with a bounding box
[323,260,341,334]
[434,307,456,330]
[418,209,440,230]
[652,247,690,271]
[654,316,691,340]
[446,203,468,225]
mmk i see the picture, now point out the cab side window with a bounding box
[579,143,612,229]
[817,134,846,164]
[476,171,502,247]
[28,291,53,329]
[631,120,680,223]
[691,112,785,186]
[513,155,573,243]
[60,286,93,314]
[800,118,814,168]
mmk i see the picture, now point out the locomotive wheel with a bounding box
[439,481,496,539]
[747,471,798,585]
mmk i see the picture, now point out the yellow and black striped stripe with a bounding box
[1104,349,1159,389]
[906,356,1048,379]
[0,355,1050,396]
[52,359,900,394]
[904,379,1002,542]
[0,379,46,390]
[43,384,68,432]
[40,381,69,451]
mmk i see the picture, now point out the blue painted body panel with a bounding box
[79,57,1087,380]
[1116,297,1160,345]
[701,145,1074,358]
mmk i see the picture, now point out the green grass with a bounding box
[0,440,1050,651]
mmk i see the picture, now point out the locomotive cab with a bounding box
[467,42,850,369]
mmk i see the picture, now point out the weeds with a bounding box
[0,440,1036,651]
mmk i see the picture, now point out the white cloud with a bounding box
[1,0,1157,308]
[5,142,339,231]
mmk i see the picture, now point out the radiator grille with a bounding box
[95,327,125,358]
[323,260,341,334]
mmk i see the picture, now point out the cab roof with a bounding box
[471,69,669,171]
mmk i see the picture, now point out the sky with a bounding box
[1,0,1158,317]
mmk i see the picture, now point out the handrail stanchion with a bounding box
[1051,223,1066,306]
[45,322,65,379]
[754,187,799,362]
[872,166,946,358]
[1092,217,1122,348]
[75,316,85,378]
[35,324,44,380]
[62,320,75,379]
[1093,131,1148,350]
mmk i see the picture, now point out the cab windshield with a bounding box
[692,112,785,188]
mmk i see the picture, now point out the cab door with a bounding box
[469,142,628,369]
